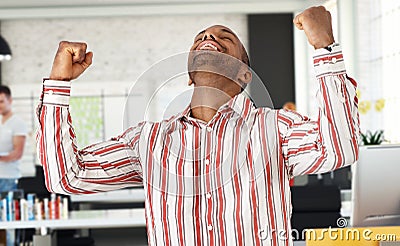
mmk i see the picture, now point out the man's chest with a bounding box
[0,124,14,149]
[139,120,282,197]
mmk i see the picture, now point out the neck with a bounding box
[1,110,12,123]
[190,86,234,122]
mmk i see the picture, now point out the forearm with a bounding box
[36,80,143,194]
[37,79,84,194]
[280,44,359,176]
[313,44,359,171]
[0,150,23,163]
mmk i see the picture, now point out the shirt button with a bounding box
[205,159,210,165]
[318,60,324,66]
[206,193,212,199]
[331,57,337,64]
[206,126,212,132]
[259,229,268,240]
[48,90,54,95]
[207,225,213,231]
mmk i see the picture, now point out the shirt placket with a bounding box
[203,123,214,245]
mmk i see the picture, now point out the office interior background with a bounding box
[0,0,399,245]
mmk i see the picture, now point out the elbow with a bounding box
[44,180,73,195]
[345,135,359,165]
[15,152,23,160]
[338,142,359,168]
[323,141,358,170]
[344,151,358,167]
[45,175,91,195]
[348,143,359,165]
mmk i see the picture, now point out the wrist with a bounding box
[313,35,335,50]
[49,76,71,81]
[323,42,339,52]
[49,71,72,81]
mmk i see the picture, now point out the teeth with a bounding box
[200,43,218,51]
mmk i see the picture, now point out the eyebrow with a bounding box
[220,28,238,38]
[195,28,238,39]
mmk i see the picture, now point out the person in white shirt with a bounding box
[0,85,28,192]
[0,85,28,246]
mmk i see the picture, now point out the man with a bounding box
[37,6,359,245]
[0,85,28,246]
[0,85,27,192]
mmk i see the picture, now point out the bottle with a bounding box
[1,198,7,221]
[27,193,36,221]
[6,191,13,221]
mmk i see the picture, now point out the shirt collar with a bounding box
[176,92,255,123]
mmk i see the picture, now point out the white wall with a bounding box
[1,14,247,84]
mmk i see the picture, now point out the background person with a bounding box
[0,85,28,191]
[0,85,28,246]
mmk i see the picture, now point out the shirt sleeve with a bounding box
[36,79,144,195]
[278,44,360,177]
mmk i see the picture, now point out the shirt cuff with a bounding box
[42,79,71,107]
[313,44,346,78]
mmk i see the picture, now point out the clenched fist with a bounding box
[294,6,335,49]
[50,41,93,81]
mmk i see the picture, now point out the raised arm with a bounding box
[36,42,144,194]
[279,6,359,176]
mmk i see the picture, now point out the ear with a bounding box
[237,67,252,85]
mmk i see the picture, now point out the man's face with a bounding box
[190,25,245,61]
[188,25,249,87]
[0,93,12,116]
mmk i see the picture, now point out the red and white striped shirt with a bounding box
[36,45,359,246]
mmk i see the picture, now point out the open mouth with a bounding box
[200,43,218,51]
[197,41,222,52]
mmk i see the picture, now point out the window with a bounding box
[356,0,400,143]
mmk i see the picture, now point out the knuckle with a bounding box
[58,41,69,48]
[302,12,311,19]
[80,42,87,49]
[307,6,316,12]
[71,42,87,51]
[307,6,325,14]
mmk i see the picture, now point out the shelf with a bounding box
[0,208,145,230]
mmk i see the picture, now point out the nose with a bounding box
[202,32,216,41]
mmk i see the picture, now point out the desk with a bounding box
[0,208,146,246]
[0,208,146,230]
[70,188,146,239]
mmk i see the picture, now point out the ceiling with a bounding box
[0,0,311,19]
[0,0,283,8]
